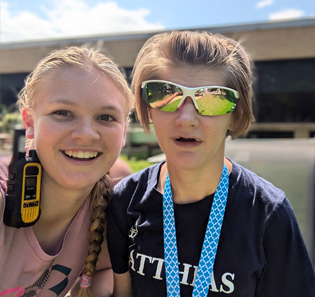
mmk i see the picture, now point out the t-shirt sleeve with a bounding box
[256,198,315,296]
[107,180,135,274]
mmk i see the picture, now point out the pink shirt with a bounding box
[0,172,107,296]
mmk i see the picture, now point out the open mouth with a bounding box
[176,137,199,142]
[63,150,100,160]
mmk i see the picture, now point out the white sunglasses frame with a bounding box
[141,80,239,112]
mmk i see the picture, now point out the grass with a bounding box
[159,95,235,114]
[120,154,153,173]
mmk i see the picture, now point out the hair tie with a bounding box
[80,274,92,288]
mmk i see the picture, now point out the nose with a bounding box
[71,117,100,142]
[175,97,199,128]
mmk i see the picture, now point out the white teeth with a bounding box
[64,150,98,159]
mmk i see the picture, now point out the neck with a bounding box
[37,174,93,224]
[158,158,231,204]
[32,176,93,254]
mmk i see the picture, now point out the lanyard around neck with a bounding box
[163,164,229,297]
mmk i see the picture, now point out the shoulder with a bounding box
[108,162,161,214]
[229,160,285,201]
[228,160,286,219]
[226,160,302,247]
[111,162,161,199]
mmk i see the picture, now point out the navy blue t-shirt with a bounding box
[107,160,315,296]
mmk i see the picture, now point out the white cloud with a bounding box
[269,9,304,20]
[0,0,165,43]
[256,0,273,9]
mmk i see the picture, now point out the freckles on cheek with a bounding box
[206,124,227,137]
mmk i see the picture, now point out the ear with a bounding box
[148,108,153,123]
[121,124,127,148]
[228,111,236,131]
[21,108,34,140]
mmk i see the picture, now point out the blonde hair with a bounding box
[19,46,133,112]
[132,31,254,139]
[18,46,133,297]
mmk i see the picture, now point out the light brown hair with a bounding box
[132,30,254,139]
[18,46,133,297]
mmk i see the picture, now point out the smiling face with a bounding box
[150,66,233,172]
[23,66,128,191]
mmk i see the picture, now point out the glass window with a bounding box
[0,73,29,111]
[247,131,294,138]
[253,58,315,123]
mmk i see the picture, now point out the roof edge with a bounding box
[1,17,315,50]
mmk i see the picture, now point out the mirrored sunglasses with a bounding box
[141,80,239,116]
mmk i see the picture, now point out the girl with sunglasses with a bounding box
[0,47,133,297]
[107,31,315,296]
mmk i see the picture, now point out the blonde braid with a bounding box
[76,174,111,297]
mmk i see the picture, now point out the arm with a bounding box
[107,207,133,297]
[107,185,135,283]
[256,199,315,296]
[106,176,142,297]
[113,272,132,297]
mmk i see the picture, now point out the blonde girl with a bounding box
[0,46,132,297]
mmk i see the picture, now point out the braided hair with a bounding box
[77,174,111,297]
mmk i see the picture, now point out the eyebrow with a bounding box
[48,99,76,106]
[98,105,122,112]
[49,99,122,111]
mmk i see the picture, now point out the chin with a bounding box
[58,174,102,191]
[168,155,204,171]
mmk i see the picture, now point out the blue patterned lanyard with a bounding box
[163,164,229,297]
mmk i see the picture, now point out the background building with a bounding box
[1,17,315,137]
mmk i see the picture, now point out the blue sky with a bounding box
[1,0,314,43]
